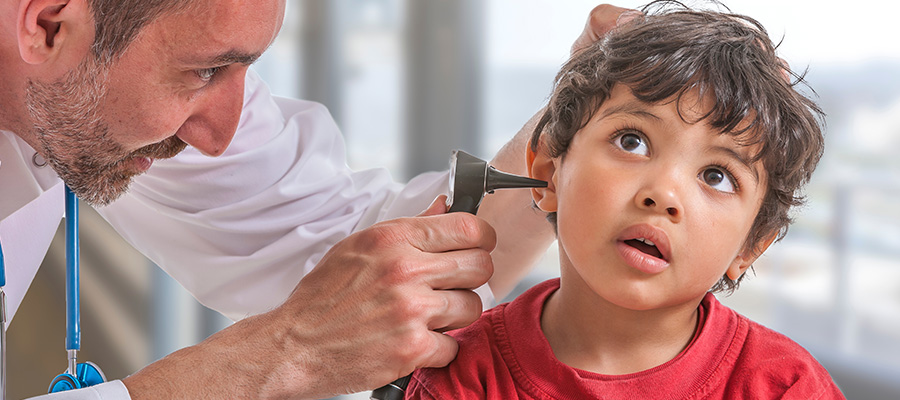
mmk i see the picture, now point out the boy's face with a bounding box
[530,85,771,311]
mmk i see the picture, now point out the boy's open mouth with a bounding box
[624,238,664,260]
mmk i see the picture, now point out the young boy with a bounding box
[406,3,845,399]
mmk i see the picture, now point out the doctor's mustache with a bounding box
[132,135,188,160]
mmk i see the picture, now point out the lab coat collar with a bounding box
[0,130,61,222]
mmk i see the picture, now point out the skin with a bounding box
[529,85,777,375]
[5,0,277,204]
[0,0,635,397]
[484,3,636,299]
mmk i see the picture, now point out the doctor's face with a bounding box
[25,0,286,205]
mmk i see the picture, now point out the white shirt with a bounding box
[3,70,489,399]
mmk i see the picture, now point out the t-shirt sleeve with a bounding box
[406,368,453,400]
[405,309,504,400]
[728,322,846,399]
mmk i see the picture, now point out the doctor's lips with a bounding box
[134,135,188,159]
[127,136,188,173]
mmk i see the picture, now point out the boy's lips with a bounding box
[616,224,672,274]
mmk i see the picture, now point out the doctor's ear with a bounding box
[17,0,93,64]
[526,138,558,213]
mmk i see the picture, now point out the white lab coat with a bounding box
[1,70,489,399]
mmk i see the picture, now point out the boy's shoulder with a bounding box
[717,300,845,399]
[406,279,559,399]
[407,284,845,400]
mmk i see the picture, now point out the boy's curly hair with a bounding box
[530,1,825,293]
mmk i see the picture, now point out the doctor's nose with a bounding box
[175,69,247,157]
[635,181,683,223]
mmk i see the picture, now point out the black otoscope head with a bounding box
[371,150,547,400]
[446,150,547,214]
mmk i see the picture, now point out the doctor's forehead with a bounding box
[145,0,285,64]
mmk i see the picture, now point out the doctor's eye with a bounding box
[611,131,649,156]
[196,66,225,83]
[700,167,737,193]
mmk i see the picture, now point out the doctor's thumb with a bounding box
[418,195,449,217]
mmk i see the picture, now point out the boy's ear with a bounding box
[526,139,558,213]
[725,232,779,281]
[17,0,92,64]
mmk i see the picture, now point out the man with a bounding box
[0,0,632,398]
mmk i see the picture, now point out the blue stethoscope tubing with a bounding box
[0,186,105,400]
[47,186,106,393]
[64,185,81,369]
[1,216,7,400]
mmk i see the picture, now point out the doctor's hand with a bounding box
[124,196,494,400]
[270,194,495,397]
[570,4,641,55]
[268,194,494,397]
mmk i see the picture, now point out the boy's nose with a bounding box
[635,185,683,223]
[642,197,679,217]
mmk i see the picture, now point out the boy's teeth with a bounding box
[638,237,656,247]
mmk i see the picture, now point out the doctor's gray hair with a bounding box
[530,1,825,293]
[86,0,193,64]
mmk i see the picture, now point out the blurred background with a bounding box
[9,0,900,398]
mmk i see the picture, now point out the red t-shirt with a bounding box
[407,279,844,399]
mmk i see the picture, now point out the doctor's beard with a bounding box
[25,56,187,206]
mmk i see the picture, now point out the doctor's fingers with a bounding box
[385,291,479,369]
[383,211,497,254]
[384,285,483,333]
[427,289,485,332]
[396,329,461,372]
[353,213,497,253]
[570,4,641,55]
[414,247,494,291]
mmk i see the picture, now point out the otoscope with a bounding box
[370,150,547,400]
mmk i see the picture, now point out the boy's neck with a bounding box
[540,273,703,375]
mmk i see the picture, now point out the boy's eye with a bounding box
[700,167,736,193]
[613,132,649,156]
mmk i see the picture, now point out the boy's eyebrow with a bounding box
[599,101,761,183]
[597,102,663,122]
[712,146,760,183]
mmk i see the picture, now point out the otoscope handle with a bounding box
[370,374,410,400]
[371,150,544,399]
[371,187,480,400]
[372,203,479,400]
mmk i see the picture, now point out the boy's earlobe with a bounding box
[17,0,90,64]
[526,140,558,213]
[725,232,779,281]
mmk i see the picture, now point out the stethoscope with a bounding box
[0,186,106,399]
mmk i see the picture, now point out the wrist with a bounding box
[123,309,317,400]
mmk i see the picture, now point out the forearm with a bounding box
[479,110,555,300]
[123,310,314,399]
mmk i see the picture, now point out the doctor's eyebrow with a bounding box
[186,50,263,67]
[209,50,263,65]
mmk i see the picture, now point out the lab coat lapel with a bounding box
[0,182,65,324]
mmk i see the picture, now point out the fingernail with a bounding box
[616,10,643,26]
